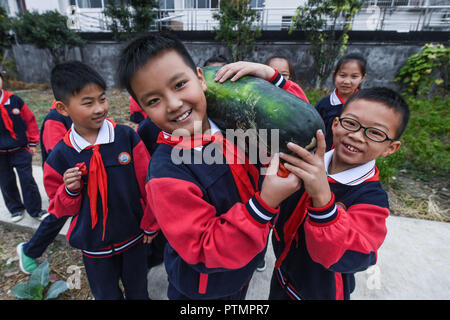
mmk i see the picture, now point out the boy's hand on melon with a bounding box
[281,130,332,208]
[260,153,302,209]
[214,61,276,83]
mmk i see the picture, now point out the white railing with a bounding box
[68,5,450,32]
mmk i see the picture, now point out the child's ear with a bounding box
[196,67,207,92]
[380,140,401,158]
[54,100,69,117]
[331,116,339,133]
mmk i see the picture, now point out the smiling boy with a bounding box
[270,87,409,300]
[43,61,152,300]
[118,33,302,300]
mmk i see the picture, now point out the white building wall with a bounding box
[25,0,62,13]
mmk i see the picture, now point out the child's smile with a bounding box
[329,98,402,174]
[130,50,209,136]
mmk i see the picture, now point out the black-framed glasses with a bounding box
[338,117,394,143]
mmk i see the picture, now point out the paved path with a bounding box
[1,166,449,300]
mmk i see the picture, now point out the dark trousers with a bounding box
[82,241,149,300]
[167,280,250,300]
[0,149,42,216]
[23,214,68,258]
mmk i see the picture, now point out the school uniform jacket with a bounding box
[141,118,279,299]
[40,101,72,163]
[0,89,39,151]
[272,149,390,300]
[315,89,345,151]
[129,96,147,124]
[43,119,152,258]
[136,117,161,156]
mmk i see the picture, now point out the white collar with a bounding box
[161,118,220,139]
[324,149,376,186]
[0,89,10,105]
[330,88,342,106]
[70,119,115,153]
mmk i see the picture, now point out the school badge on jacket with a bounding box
[118,152,131,165]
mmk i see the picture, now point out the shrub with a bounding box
[11,10,84,65]
[104,0,159,41]
[213,0,262,62]
[394,43,449,97]
[376,95,449,184]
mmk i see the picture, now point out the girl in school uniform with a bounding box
[315,53,367,151]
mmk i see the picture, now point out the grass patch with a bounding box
[376,95,449,184]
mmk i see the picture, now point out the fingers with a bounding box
[266,153,280,176]
[315,129,326,159]
[64,167,82,189]
[214,62,254,83]
[143,234,157,244]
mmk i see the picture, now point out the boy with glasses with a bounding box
[269,87,409,300]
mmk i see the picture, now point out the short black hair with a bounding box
[333,53,367,79]
[50,61,106,105]
[264,55,296,81]
[117,32,197,103]
[344,87,410,140]
[204,54,229,67]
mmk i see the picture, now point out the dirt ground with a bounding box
[0,224,93,300]
[0,87,448,300]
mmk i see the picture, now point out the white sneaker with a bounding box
[35,210,50,221]
[11,211,24,222]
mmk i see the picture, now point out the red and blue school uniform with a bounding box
[137,117,161,156]
[139,70,310,300]
[141,119,279,299]
[0,89,44,217]
[40,100,72,164]
[23,100,72,259]
[43,119,152,299]
[129,96,147,124]
[315,89,349,151]
[270,149,390,300]
[269,69,309,103]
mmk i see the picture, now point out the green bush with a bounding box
[104,0,159,41]
[11,10,84,65]
[394,43,449,97]
[377,95,449,183]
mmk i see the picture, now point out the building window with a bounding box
[71,0,104,8]
[159,0,175,9]
[251,0,265,8]
[16,0,26,14]
[184,0,219,8]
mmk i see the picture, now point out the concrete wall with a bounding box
[11,39,423,91]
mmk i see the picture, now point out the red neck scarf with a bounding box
[335,88,359,105]
[274,192,312,269]
[64,122,115,241]
[157,131,259,203]
[85,144,108,241]
[0,90,17,140]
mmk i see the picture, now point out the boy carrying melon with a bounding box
[117,33,310,300]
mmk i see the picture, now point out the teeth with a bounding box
[345,144,359,152]
[175,110,191,122]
